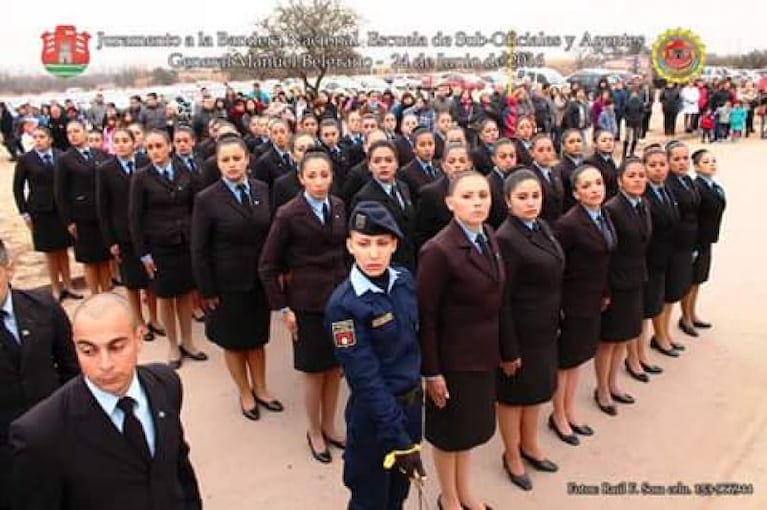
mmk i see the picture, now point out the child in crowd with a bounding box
[729,100,747,142]
[715,100,732,141]
[699,107,715,143]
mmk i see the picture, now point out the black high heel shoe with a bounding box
[594,390,617,416]
[650,337,680,358]
[179,345,208,361]
[520,449,558,472]
[640,361,663,374]
[547,414,579,445]
[502,454,532,490]
[624,359,649,383]
[678,319,699,337]
[307,433,331,464]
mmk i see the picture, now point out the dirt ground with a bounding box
[1,117,765,509]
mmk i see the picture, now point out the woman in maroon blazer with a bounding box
[596,158,651,414]
[496,170,565,491]
[259,150,348,463]
[418,171,505,510]
[553,166,615,430]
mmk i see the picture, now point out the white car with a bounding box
[514,67,566,88]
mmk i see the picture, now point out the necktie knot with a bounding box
[322,202,331,225]
[282,153,292,167]
[236,183,251,206]
[163,169,172,182]
[116,396,136,414]
[82,149,91,160]
[43,154,52,164]
[126,161,134,174]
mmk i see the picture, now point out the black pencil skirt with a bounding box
[425,370,496,452]
[692,244,713,284]
[665,250,694,303]
[558,314,600,369]
[496,346,557,406]
[117,242,148,290]
[293,311,338,373]
[601,287,643,342]
[72,219,110,263]
[206,286,271,350]
[29,210,71,252]
[643,268,665,318]
[149,243,195,298]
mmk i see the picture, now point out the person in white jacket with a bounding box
[681,83,700,133]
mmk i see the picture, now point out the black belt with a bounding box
[396,385,423,407]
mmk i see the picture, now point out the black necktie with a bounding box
[390,184,404,209]
[476,232,497,276]
[163,170,172,182]
[658,186,670,206]
[116,396,151,462]
[530,221,541,232]
[187,157,196,172]
[125,161,134,175]
[424,163,434,179]
[42,154,53,166]
[596,213,614,249]
[322,202,331,226]
[282,153,292,168]
[82,149,92,161]
[0,310,21,368]
[236,183,252,207]
[635,201,646,221]
[712,183,724,199]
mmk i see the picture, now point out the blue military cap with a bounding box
[349,201,403,240]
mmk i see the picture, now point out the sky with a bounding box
[3,0,766,76]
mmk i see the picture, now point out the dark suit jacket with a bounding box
[470,145,494,175]
[54,147,108,224]
[13,149,62,214]
[644,184,680,270]
[488,169,508,229]
[434,133,446,160]
[259,195,348,312]
[128,161,197,257]
[244,135,271,156]
[394,136,416,167]
[253,146,295,189]
[694,177,726,247]
[530,163,565,223]
[666,173,700,252]
[350,179,416,270]
[196,137,216,161]
[553,154,581,212]
[511,138,533,167]
[417,220,506,375]
[0,289,79,508]
[323,145,351,195]
[339,162,371,204]
[398,158,441,203]
[585,153,619,199]
[340,135,365,168]
[604,193,651,290]
[497,217,564,361]
[96,155,149,247]
[555,205,615,316]
[192,178,271,298]
[272,171,302,212]
[9,364,201,510]
[414,176,451,249]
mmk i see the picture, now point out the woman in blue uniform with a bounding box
[325,201,424,510]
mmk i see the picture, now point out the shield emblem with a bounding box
[41,25,91,78]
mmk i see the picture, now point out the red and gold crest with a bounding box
[41,25,91,78]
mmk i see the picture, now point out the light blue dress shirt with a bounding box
[223,178,251,204]
[154,162,174,181]
[35,149,53,163]
[1,291,20,343]
[350,265,400,296]
[84,372,156,456]
[303,192,330,224]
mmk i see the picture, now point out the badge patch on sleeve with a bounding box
[332,320,357,348]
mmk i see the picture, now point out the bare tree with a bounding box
[227,0,363,93]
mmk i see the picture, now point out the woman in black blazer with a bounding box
[54,120,111,295]
[553,166,615,428]
[529,134,565,223]
[681,149,726,331]
[554,128,585,213]
[418,170,505,510]
[259,150,348,463]
[585,129,619,200]
[596,158,651,412]
[487,138,518,229]
[496,170,565,491]
[664,141,700,344]
[626,147,678,378]
[129,129,207,368]
[96,128,163,341]
[469,118,500,176]
[192,137,281,421]
[13,126,79,301]
[511,117,534,167]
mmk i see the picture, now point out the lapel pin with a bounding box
[21,329,30,336]
[158,411,166,419]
